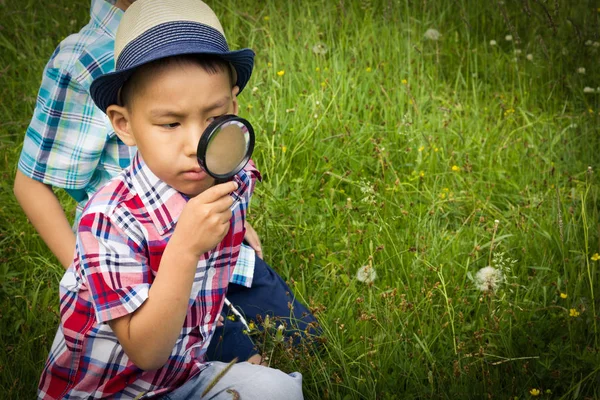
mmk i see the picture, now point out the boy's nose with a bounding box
[185,125,205,157]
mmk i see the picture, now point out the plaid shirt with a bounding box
[38,153,261,399]
[17,0,133,222]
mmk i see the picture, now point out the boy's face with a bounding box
[109,61,239,197]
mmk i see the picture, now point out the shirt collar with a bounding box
[90,0,123,38]
[129,153,187,236]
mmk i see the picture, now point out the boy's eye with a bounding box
[161,122,180,129]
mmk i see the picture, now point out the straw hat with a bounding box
[90,0,254,112]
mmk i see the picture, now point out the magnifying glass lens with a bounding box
[197,115,255,180]
[205,122,248,175]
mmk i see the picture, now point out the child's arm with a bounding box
[108,181,238,371]
[13,170,76,268]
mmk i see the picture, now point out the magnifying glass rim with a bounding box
[196,114,255,180]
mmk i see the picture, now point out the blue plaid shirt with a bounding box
[18,0,130,223]
[17,0,256,284]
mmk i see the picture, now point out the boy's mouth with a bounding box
[181,168,208,181]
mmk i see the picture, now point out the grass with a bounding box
[1,0,599,398]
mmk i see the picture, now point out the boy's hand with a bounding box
[244,222,263,259]
[171,181,238,257]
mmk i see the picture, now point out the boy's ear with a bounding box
[231,85,240,116]
[106,105,136,146]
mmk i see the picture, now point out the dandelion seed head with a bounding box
[505,35,513,41]
[514,49,522,55]
[584,87,596,93]
[526,53,533,61]
[593,42,600,48]
[356,265,377,284]
[424,28,441,41]
[577,67,586,74]
[585,40,593,46]
[489,40,497,46]
[312,43,328,55]
[475,266,504,292]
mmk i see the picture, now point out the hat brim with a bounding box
[90,45,254,113]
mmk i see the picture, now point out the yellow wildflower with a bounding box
[569,308,580,317]
[591,253,600,261]
[434,147,439,152]
[315,67,320,72]
[227,314,236,321]
[529,388,540,396]
[419,171,425,178]
[277,70,285,76]
[560,293,567,299]
[282,145,287,153]
[248,321,256,330]
[263,16,270,21]
[267,62,272,67]
[452,165,460,172]
[401,79,408,85]
[366,67,372,72]
[418,146,425,152]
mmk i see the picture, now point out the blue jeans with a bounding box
[207,254,319,362]
[161,362,303,400]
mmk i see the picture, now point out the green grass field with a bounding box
[1,0,599,398]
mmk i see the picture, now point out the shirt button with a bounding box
[204,314,212,323]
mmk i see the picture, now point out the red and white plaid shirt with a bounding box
[38,153,260,399]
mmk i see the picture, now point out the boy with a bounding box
[16,0,318,365]
[38,0,305,398]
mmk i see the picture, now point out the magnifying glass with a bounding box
[197,114,255,181]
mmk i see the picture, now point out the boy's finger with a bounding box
[195,181,238,204]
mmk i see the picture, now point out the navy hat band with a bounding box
[117,22,229,71]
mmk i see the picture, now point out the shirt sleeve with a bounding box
[77,210,151,324]
[17,63,110,193]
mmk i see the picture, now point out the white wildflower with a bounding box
[489,40,497,46]
[475,266,504,292]
[252,86,259,93]
[593,42,600,48]
[424,28,441,41]
[312,43,328,55]
[585,40,593,46]
[514,49,522,55]
[505,35,513,41]
[583,87,596,93]
[356,265,377,284]
[526,53,533,61]
[577,67,586,74]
